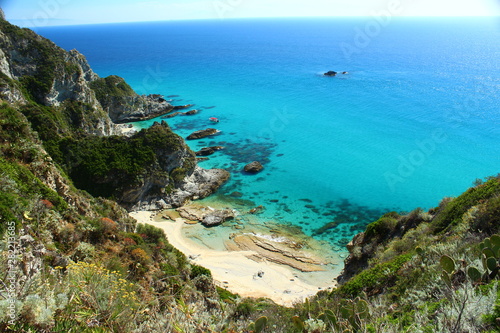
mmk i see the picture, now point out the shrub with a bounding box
[235,300,254,318]
[89,75,135,102]
[190,264,212,279]
[471,196,500,234]
[338,253,413,297]
[131,248,151,266]
[62,262,141,332]
[365,212,400,239]
[217,286,239,303]
[100,217,118,234]
[136,223,166,244]
[432,178,500,233]
[161,263,180,277]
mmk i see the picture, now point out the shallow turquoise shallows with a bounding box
[36,17,500,245]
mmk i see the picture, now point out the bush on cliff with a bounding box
[432,177,500,233]
[90,75,136,101]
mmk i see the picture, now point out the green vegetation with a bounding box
[338,253,413,297]
[50,122,193,199]
[0,20,69,103]
[364,211,400,239]
[90,75,135,101]
[432,177,500,232]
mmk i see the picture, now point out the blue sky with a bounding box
[3,0,500,27]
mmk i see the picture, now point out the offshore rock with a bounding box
[173,104,194,110]
[187,128,219,140]
[195,146,224,156]
[244,161,264,173]
[162,111,182,119]
[183,109,199,115]
[324,71,338,76]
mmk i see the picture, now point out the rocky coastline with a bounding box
[0,21,230,212]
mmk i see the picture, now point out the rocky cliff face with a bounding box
[90,75,175,123]
[0,19,229,211]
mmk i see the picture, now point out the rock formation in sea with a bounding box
[186,128,219,140]
[244,161,264,173]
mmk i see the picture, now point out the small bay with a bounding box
[36,17,500,245]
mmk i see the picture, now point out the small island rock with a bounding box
[195,146,224,156]
[324,71,337,76]
[244,161,264,173]
[183,109,199,115]
[187,128,219,140]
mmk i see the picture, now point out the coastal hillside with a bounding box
[0,18,229,210]
[0,17,499,333]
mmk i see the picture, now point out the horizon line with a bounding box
[10,14,500,29]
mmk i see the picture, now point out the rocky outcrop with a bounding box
[187,128,219,140]
[0,21,114,135]
[0,20,172,133]
[164,167,230,209]
[93,75,175,123]
[244,161,264,173]
[226,234,327,272]
[177,204,235,227]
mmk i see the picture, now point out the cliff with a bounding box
[0,19,229,211]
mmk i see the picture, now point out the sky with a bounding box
[2,0,500,27]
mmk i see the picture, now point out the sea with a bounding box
[35,17,500,246]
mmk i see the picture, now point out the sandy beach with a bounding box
[130,207,345,307]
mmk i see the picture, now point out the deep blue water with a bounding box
[36,17,500,245]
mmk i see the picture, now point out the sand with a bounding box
[130,210,344,307]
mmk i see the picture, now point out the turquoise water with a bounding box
[36,17,500,245]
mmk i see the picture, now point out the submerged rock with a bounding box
[162,111,182,118]
[249,205,265,214]
[312,221,339,236]
[187,128,219,140]
[244,161,264,173]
